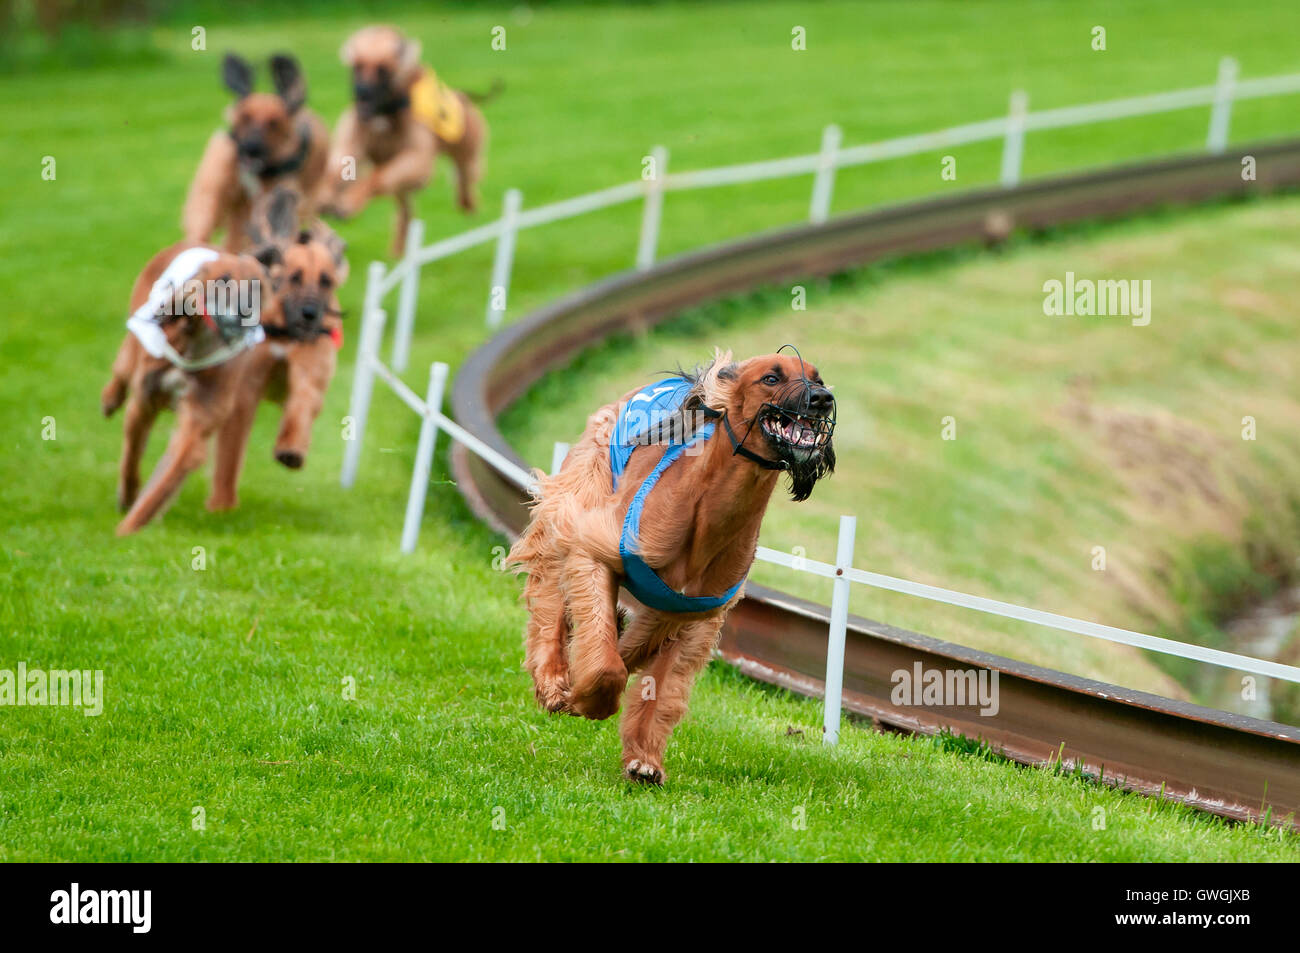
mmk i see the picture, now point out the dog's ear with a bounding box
[269,53,306,113]
[251,244,282,270]
[325,232,349,286]
[339,32,358,66]
[222,53,254,98]
[308,221,350,286]
[395,35,423,85]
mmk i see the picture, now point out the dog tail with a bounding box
[465,77,505,106]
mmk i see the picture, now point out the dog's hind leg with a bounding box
[448,101,486,214]
[563,553,626,721]
[393,191,413,258]
[619,614,724,785]
[450,144,481,214]
[116,409,210,535]
[207,376,261,512]
[618,609,674,674]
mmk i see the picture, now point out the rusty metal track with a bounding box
[450,141,1300,826]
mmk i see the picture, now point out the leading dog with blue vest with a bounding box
[508,348,835,784]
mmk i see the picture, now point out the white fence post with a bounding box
[550,441,570,475]
[392,218,425,373]
[809,124,842,223]
[999,89,1029,188]
[340,262,387,488]
[636,145,669,270]
[1207,57,1239,153]
[400,360,449,554]
[486,188,522,329]
[823,514,857,745]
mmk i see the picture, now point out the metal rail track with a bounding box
[449,141,1300,827]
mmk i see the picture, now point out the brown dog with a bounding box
[102,243,276,535]
[508,350,836,783]
[320,25,493,255]
[208,189,349,511]
[183,52,330,250]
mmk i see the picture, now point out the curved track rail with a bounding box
[450,141,1300,826]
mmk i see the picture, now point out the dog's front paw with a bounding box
[275,449,304,470]
[534,673,573,715]
[206,492,238,512]
[624,759,664,786]
[569,665,627,721]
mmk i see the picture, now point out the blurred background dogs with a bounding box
[209,188,350,511]
[320,25,496,255]
[183,52,329,250]
[105,186,348,532]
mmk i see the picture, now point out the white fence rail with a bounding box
[339,59,1300,735]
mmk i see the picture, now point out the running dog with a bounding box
[320,25,496,255]
[507,349,836,784]
[101,242,274,535]
[207,188,349,511]
[183,52,330,250]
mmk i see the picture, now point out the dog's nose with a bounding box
[239,137,266,158]
[300,301,321,322]
[807,386,834,413]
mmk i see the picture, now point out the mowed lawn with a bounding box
[0,1,1297,860]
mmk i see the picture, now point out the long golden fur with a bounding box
[508,350,835,784]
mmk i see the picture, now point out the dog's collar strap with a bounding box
[700,406,787,471]
[258,124,313,179]
[619,428,746,614]
[229,123,312,180]
[263,323,332,341]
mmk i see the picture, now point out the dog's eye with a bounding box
[319,274,333,289]
[290,271,303,285]
[762,374,780,385]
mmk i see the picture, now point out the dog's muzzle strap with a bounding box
[700,406,787,471]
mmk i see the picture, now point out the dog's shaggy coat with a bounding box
[508,351,835,783]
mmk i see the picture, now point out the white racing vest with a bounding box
[126,247,265,371]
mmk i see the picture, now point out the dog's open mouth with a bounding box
[759,409,833,459]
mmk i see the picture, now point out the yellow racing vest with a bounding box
[410,69,466,145]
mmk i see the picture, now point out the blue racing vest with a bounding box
[610,378,746,613]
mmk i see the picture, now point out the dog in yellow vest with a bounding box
[320,25,499,255]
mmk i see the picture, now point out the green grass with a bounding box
[1,0,1298,860]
